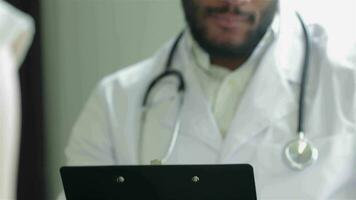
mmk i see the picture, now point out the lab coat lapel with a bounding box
[141,36,223,164]
[177,36,223,152]
[143,67,223,161]
[179,65,223,151]
[221,3,304,160]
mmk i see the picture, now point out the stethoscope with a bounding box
[140,13,318,170]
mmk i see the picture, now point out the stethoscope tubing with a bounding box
[296,12,311,136]
[142,32,185,107]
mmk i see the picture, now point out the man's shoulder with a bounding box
[0,1,34,43]
[309,24,356,114]
[104,58,154,86]
[93,58,154,97]
[97,38,177,92]
[0,1,35,65]
[308,23,356,70]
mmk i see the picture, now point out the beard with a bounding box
[181,0,279,59]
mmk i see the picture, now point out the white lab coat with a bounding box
[65,1,356,199]
[0,1,34,199]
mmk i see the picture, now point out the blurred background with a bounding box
[1,0,355,199]
[42,1,183,199]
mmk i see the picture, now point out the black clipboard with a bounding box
[60,164,257,200]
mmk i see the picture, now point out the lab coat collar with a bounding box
[221,0,304,159]
[273,0,305,85]
[175,32,224,152]
[220,41,299,159]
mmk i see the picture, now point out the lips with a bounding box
[208,13,251,29]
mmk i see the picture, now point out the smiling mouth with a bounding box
[209,13,252,29]
[205,7,255,29]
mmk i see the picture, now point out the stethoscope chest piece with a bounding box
[284,132,319,170]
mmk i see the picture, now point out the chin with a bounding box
[208,34,247,47]
[207,27,249,44]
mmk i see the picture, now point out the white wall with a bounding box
[41,0,184,198]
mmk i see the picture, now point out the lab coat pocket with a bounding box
[296,133,355,199]
[310,133,355,185]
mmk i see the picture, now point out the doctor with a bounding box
[64,0,356,199]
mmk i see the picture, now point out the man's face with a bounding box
[182,0,278,58]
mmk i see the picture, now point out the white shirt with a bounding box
[188,14,279,136]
